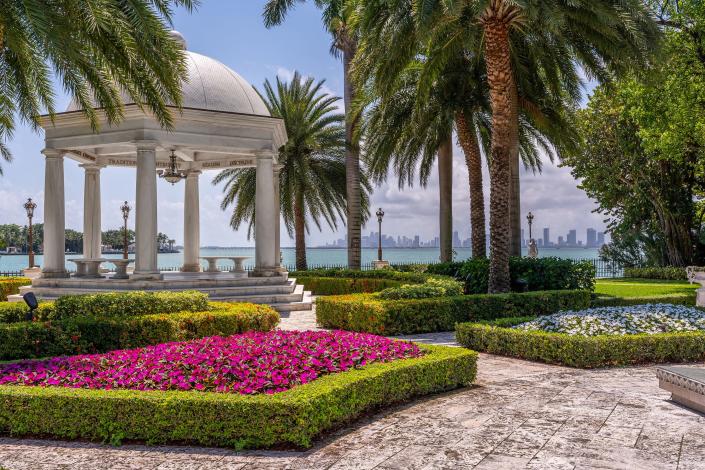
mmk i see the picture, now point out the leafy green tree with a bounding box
[215,72,370,271]
[0,0,196,174]
[102,229,135,250]
[263,0,365,270]
[355,0,629,291]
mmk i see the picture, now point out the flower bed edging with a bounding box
[0,344,477,449]
[456,317,705,368]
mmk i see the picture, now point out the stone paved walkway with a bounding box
[1,306,705,469]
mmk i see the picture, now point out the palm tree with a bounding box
[263,0,365,270]
[214,72,370,271]
[0,0,195,174]
[356,0,658,292]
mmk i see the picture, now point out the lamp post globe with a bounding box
[120,201,131,260]
[376,208,385,262]
[23,198,37,268]
[526,211,534,240]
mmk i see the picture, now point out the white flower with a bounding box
[513,304,705,337]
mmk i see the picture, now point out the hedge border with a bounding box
[456,317,705,368]
[294,276,405,295]
[591,294,694,307]
[0,302,280,360]
[0,278,30,302]
[316,290,592,335]
[0,344,477,449]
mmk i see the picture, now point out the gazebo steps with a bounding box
[7,275,314,313]
[657,366,705,414]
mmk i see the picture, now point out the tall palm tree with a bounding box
[263,0,365,270]
[356,0,658,292]
[0,0,195,173]
[214,72,370,271]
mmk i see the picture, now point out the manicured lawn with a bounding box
[595,278,696,300]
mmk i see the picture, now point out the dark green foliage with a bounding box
[378,278,464,300]
[456,318,705,368]
[0,345,476,449]
[316,290,591,335]
[51,291,210,320]
[294,276,405,295]
[0,302,280,360]
[591,295,695,307]
[0,278,30,301]
[291,269,440,283]
[426,257,595,293]
[623,267,688,280]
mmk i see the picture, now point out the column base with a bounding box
[130,271,163,280]
[41,269,70,279]
[251,267,285,278]
[180,264,202,273]
[22,267,42,279]
[373,260,390,270]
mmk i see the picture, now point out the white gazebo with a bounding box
[13,32,311,311]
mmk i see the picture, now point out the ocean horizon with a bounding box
[0,246,602,272]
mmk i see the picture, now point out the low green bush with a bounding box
[622,267,688,280]
[591,294,695,307]
[378,278,464,300]
[52,291,210,320]
[316,290,591,335]
[0,277,30,301]
[456,318,705,368]
[0,344,477,449]
[294,276,405,295]
[427,257,595,293]
[0,302,53,324]
[0,302,279,360]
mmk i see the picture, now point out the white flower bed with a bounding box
[514,304,705,336]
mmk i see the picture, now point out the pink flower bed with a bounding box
[0,331,422,394]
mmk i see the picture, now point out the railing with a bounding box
[0,258,624,278]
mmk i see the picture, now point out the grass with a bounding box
[595,278,696,298]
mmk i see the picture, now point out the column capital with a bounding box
[134,140,159,151]
[42,148,63,159]
[79,163,105,172]
[185,169,202,178]
[273,164,284,175]
[255,150,276,160]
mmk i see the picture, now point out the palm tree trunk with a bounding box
[438,133,453,263]
[343,43,362,270]
[483,14,516,293]
[508,84,521,257]
[456,110,486,258]
[294,192,307,271]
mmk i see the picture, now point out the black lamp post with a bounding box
[526,211,535,241]
[23,198,37,268]
[376,208,385,261]
[120,201,131,260]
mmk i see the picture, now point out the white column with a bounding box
[133,141,160,278]
[273,165,282,270]
[41,149,68,278]
[81,164,103,259]
[254,155,277,276]
[182,170,201,272]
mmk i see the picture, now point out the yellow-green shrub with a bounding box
[0,277,30,301]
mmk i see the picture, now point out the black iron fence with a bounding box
[0,258,624,278]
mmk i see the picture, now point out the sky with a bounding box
[0,0,607,248]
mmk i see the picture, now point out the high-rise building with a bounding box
[521,229,526,247]
[543,228,550,247]
[413,235,420,248]
[558,235,564,246]
[586,228,597,247]
[567,230,577,246]
[453,231,461,248]
[597,232,605,246]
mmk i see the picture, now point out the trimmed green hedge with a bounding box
[622,267,688,280]
[456,318,705,368]
[0,344,477,449]
[291,269,439,283]
[0,302,279,360]
[0,277,30,301]
[591,294,695,307]
[427,257,595,293]
[294,276,405,295]
[316,290,591,335]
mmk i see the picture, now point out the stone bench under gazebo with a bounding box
[9,32,311,312]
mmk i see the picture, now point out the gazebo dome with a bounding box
[66,31,270,116]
